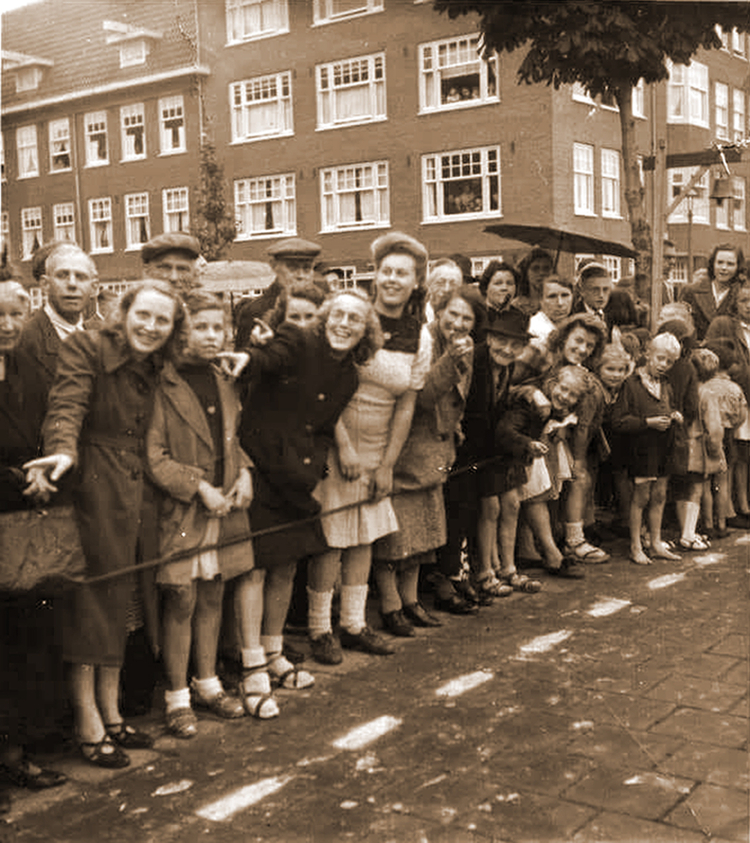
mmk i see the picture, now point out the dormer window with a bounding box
[103,20,161,70]
[119,39,147,68]
[2,50,54,93]
[16,66,43,92]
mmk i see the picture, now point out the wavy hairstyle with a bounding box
[707,243,744,282]
[314,288,383,366]
[478,260,519,296]
[546,312,607,368]
[111,279,186,361]
[371,231,428,323]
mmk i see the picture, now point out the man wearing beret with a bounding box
[234,237,326,348]
[140,232,201,294]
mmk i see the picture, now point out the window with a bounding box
[1,134,5,182]
[573,143,595,215]
[320,161,389,231]
[667,60,708,127]
[471,256,503,276]
[53,203,76,241]
[419,35,498,112]
[316,53,386,129]
[1,212,9,256]
[732,28,746,59]
[230,72,293,142]
[89,198,113,252]
[422,146,500,222]
[734,177,746,231]
[313,0,383,25]
[325,266,357,288]
[85,111,109,166]
[49,118,72,172]
[571,82,595,104]
[632,79,645,118]
[125,193,150,249]
[226,0,288,42]
[601,148,621,218]
[667,168,709,225]
[163,187,190,232]
[119,39,147,68]
[602,256,622,283]
[717,24,730,51]
[21,207,42,260]
[120,104,146,160]
[716,82,729,139]
[234,173,296,239]
[16,125,39,178]
[733,89,746,142]
[159,96,185,154]
[15,66,42,93]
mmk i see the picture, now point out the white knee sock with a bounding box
[339,584,368,634]
[682,501,700,540]
[307,588,333,638]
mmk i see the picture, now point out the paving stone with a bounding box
[660,742,750,789]
[562,766,694,820]
[671,652,740,680]
[707,634,749,658]
[664,782,749,840]
[564,723,683,766]
[722,660,750,686]
[727,695,749,718]
[571,811,707,842]
[481,748,597,796]
[646,674,747,713]
[650,708,748,748]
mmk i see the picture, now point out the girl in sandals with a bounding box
[147,292,274,734]
[611,333,683,565]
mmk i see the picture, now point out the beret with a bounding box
[141,232,200,263]
[266,237,321,259]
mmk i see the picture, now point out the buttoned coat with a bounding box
[678,276,739,340]
[17,309,63,395]
[43,329,164,666]
[146,362,253,584]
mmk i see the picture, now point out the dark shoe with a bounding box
[381,609,416,637]
[0,758,67,790]
[727,514,750,529]
[454,577,491,606]
[165,707,198,739]
[340,626,396,655]
[79,736,130,769]
[544,558,585,579]
[193,689,245,719]
[434,593,478,615]
[0,787,10,815]
[402,602,442,627]
[309,632,343,665]
[105,722,154,749]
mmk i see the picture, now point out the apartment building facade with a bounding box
[2,0,748,291]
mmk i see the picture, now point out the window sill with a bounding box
[125,245,147,252]
[320,221,390,234]
[421,213,502,225]
[158,149,187,157]
[85,161,110,168]
[17,173,39,180]
[235,230,297,241]
[90,248,114,255]
[230,131,294,145]
[225,28,289,47]
[120,156,147,163]
[49,168,73,175]
[419,98,499,115]
[574,211,598,217]
[316,117,388,131]
[312,8,384,27]
[602,213,623,220]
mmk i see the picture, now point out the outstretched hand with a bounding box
[22,454,74,502]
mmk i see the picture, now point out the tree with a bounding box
[434,1,750,281]
[191,140,237,262]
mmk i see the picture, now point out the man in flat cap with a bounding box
[141,232,201,294]
[234,237,325,348]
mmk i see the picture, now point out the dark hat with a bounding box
[141,233,200,264]
[267,237,321,260]
[485,305,531,340]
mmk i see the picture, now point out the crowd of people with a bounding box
[0,230,748,811]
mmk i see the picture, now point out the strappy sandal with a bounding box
[105,722,154,749]
[475,573,513,599]
[564,541,610,564]
[678,536,710,551]
[240,668,280,720]
[503,572,542,593]
[78,736,130,769]
[268,657,315,690]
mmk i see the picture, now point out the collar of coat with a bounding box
[100,329,164,375]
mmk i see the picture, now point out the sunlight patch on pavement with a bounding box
[693,552,726,567]
[435,670,494,698]
[647,573,686,590]
[586,598,631,617]
[518,629,573,655]
[332,715,402,751]
[196,774,294,821]
[734,533,750,545]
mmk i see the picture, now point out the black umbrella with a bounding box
[485,223,637,268]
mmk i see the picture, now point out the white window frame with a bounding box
[119,39,148,68]
[226,0,289,43]
[1,211,9,256]
[667,60,709,128]
[320,160,389,232]
[602,256,622,283]
[159,96,186,154]
[49,118,72,173]
[667,168,709,225]
[632,79,645,119]
[1,133,5,182]
[84,111,109,167]
[470,256,503,277]
[15,66,42,93]
[16,125,39,178]
[716,82,729,140]
[422,146,501,223]
[120,103,146,161]
[89,197,113,253]
[53,202,76,242]
[316,53,386,129]
[716,24,730,51]
[733,89,746,143]
[313,0,383,25]
[230,72,293,143]
[733,177,746,231]
[601,148,621,218]
[125,193,151,250]
[21,207,43,260]
[573,142,595,216]
[163,187,190,233]
[732,28,746,59]
[418,34,499,114]
[234,173,296,240]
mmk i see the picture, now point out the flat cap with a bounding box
[267,237,321,259]
[141,232,200,264]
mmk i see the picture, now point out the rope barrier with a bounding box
[59,454,500,586]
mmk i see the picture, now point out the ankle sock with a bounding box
[565,522,585,547]
[307,588,334,638]
[191,675,223,701]
[241,646,266,670]
[165,687,191,714]
[339,584,368,634]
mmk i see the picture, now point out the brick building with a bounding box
[2,0,748,294]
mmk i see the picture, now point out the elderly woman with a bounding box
[0,278,68,810]
[679,244,745,340]
[310,232,431,655]
[25,280,185,769]
[424,259,464,323]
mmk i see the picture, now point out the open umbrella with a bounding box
[484,223,637,268]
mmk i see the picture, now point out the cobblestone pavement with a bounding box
[2,529,748,843]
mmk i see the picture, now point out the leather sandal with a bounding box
[165,707,198,739]
[268,658,315,690]
[79,736,130,769]
[475,574,513,598]
[503,572,542,593]
[240,668,280,719]
[0,758,67,790]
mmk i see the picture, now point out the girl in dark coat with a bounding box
[24,280,184,769]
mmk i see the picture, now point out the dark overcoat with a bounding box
[17,309,63,395]
[678,276,740,340]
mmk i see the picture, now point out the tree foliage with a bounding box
[191,140,237,262]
